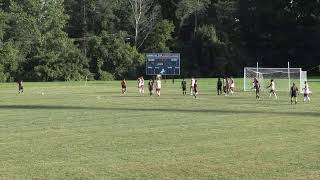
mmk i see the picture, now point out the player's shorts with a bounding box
[122,85,126,89]
[149,87,153,92]
[156,88,160,91]
[304,93,308,97]
[182,87,186,91]
[270,89,275,93]
[291,93,297,98]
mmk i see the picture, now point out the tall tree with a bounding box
[175,0,210,33]
[143,20,175,53]
[128,0,161,49]
[88,31,144,79]
[7,0,88,81]
[0,10,7,43]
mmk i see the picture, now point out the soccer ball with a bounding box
[156,74,162,79]
[41,92,45,95]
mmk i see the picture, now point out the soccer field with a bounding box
[1,78,320,179]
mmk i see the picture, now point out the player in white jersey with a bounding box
[230,77,235,95]
[225,77,230,96]
[303,81,311,102]
[223,77,227,95]
[137,76,144,94]
[266,79,277,99]
[156,78,161,96]
[193,80,198,98]
[190,77,195,95]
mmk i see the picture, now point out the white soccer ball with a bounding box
[41,92,45,95]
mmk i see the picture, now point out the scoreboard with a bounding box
[145,53,180,75]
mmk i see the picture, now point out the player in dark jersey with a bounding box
[217,78,222,95]
[252,78,260,99]
[290,83,299,104]
[18,80,24,94]
[193,80,198,98]
[148,79,154,96]
[181,78,187,96]
[121,79,127,94]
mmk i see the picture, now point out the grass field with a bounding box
[1,78,320,179]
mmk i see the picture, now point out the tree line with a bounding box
[1,0,319,82]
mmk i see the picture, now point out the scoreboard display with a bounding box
[145,53,180,75]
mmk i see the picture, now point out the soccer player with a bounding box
[156,77,161,96]
[217,78,222,95]
[252,78,261,100]
[230,77,235,95]
[17,80,24,94]
[137,76,144,95]
[225,77,230,96]
[121,78,127,94]
[303,81,311,102]
[148,79,154,96]
[181,78,187,96]
[266,79,277,99]
[190,77,195,95]
[290,83,299,104]
[223,77,227,95]
[137,77,140,91]
[193,80,198,98]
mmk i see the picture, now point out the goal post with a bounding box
[300,70,308,91]
[244,67,307,92]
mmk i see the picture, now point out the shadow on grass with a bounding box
[0,105,319,117]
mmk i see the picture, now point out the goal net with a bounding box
[244,67,307,92]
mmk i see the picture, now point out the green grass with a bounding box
[1,78,320,179]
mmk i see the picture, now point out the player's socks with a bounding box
[304,97,310,102]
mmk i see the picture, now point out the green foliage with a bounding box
[89,31,144,80]
[196,25,221,46]
[143,20,175,53]
[0,10,7,42]
[98,71,114,81]
[176,0,211,30]
[1,0,89,81]
[192,25,226,76]
[1,0,320,81]
[0,41,21,82]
